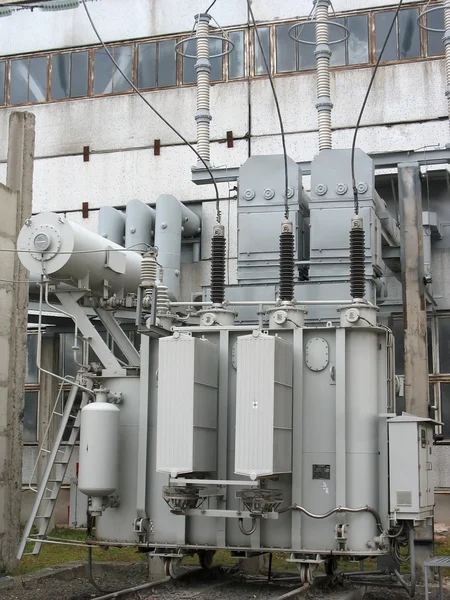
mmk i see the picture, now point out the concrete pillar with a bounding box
[0,112,35,574]
[398,162,432,580]
[398,163,429,419]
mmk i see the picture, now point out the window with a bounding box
[254,27,271,75]
[138,40,176,89]
[10,56,47,105]
[229,30,245,79]
[0,62,5,106]
[94,46,133,95]
[427,6,445,56]
[347,14,369,65]
[51,51,88,99]
[375,8,421,61]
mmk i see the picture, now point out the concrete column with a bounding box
[0,112,35,574]
[398,163,429,419]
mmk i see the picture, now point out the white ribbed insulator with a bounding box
[140,252,158,287]
[195,14,212,166]
[445,0,450,140]
[315,0,332,152]
[156,284,170,314]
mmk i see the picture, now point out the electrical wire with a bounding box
[246,0,290,219]
[79,0,221,217]
[351,0,404,215]
[204,0,218,13]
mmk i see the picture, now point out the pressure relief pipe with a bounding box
[315,0,333,151]
[195,13,213,166]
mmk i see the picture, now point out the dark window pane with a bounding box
[298,22,315,70]
[348,14,369,65]
[52,53,70,99]
[399,8,420,59]
[70,51,88,97]
[29,56,47,103]
[210,37,223,81]
[138,43,157,89]
[375,11,397,61]
[427,7,445,56]
[441,383,450,439]
[113,45,132,93]
[62,390,83,442]
[10,59,29,104]
[182,39,196,84]
[254,27,270,75]
[427,318,433,374]
[392,318,405,375]
[276,24,296,73]
[229,30,244,79]
[439,317,450,373]
[23,391,38,443]
[26,334,38,384]
[0,62,5,105]
[94,49,113,95]
[330,17,346,67]
[158,40,176,87]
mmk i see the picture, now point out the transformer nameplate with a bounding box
[312,464,331,480]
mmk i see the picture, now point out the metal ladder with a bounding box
[17,373,92,559]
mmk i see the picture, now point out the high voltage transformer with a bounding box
[14,0,444,593]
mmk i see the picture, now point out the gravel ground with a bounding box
[2,562,450,600]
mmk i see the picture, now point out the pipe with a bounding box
[409,524,416,598]
[154,195,201,300]
[238,517,257,536]
[315,0,333,151]
[195,13,212,166]
[91,577,170,600]
[445,0,450,143]
[278,504,383,534]
[276,583,311,600]
[125,199,156,252]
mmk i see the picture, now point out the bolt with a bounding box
[315,184,327,196]
[25,219,33,227]
[336,183,348,195]
[130,227,136,233]
[161,223,167,230]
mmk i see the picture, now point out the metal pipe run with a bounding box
[315,0,333,151]
[278,505,383,533]
[92,577,170,600]
[169,300,360,307]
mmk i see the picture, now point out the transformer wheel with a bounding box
[199,550,215,570]
[164,557,181,579]
[296,563,313,584]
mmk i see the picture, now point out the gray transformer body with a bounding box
[96,318,391,557]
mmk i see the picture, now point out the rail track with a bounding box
[90,566,366,600]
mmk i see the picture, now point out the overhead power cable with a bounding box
[246,0,290,219]
[351,0,404,215]
[79,0,221,206]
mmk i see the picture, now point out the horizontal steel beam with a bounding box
[192,147,450,184]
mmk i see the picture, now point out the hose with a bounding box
[279,504,384,534]
[315,0,333,151]
[238,517,257,536]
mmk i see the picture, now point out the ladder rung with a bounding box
[53,461,68,465]
[47,478,63,483]
[41,448,51,454]
[53,411,63,417]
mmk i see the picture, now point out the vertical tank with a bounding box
[78,391,120,512]
[342,305,380,551]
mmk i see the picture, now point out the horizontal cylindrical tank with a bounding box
[17,212,142,296]
[78,402,120,498]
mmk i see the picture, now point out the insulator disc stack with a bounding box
[279,221,295,302]
[349,217,365,300]
[211,224,226,305]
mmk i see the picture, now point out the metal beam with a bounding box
[95,308,140,367]
[192,147,450,184]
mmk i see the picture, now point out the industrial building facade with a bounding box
[1,0,450,522]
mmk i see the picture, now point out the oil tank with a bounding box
[78,401,120,499]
